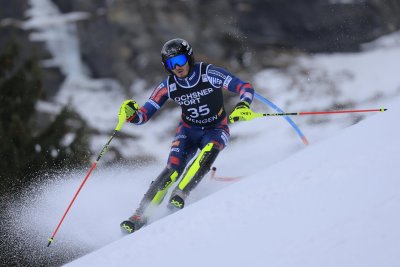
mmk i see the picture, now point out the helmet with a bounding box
[161,38,194,74]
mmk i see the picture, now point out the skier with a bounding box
[119,38,256,234]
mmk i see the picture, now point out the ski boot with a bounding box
[120,168,179,234]
[120,214,147,234]
[168,188,187,210]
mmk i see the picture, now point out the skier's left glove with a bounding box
[119,99,140,122]
[229,101,255,123]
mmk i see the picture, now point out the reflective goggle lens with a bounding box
[166,54,188,70]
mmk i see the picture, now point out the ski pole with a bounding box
[255,108,387,117]
[230,108,387,123]
[47,109,126,247]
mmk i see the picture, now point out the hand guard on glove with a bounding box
[119,99,140,122]
[228,101,255,123]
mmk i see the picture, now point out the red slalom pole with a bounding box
[47,107,127,247]
[48,124,122,246]
[258,108,387,117]
[47,161,98,247]
[298,108,387,115]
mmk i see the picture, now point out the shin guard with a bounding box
[135,167,179,216]
[178,142,220,194]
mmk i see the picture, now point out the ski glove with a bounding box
[119,99,140,122]
[229,101,256,123]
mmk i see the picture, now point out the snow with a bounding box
[64,96,400,267]
[5,2,399,266]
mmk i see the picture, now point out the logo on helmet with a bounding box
[181,40,192,54]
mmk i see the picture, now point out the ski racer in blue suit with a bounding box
[119,38,255,234]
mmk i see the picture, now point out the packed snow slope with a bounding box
[65,99,400,267]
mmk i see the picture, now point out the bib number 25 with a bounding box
[187,105,210,118]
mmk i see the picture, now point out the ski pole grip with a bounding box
[116,107,127,131]
[115,120,124,131]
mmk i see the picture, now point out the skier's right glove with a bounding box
[119,99,140,122]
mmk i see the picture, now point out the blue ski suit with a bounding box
[130,62,254,174]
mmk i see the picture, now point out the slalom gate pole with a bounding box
[256,108,387,117]
[47,112,126,247]
[254,93,309,145]
[209,167,243,182]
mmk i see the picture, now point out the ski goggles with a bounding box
[165,54,188,70]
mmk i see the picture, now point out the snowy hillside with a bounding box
[65,95,399,267]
